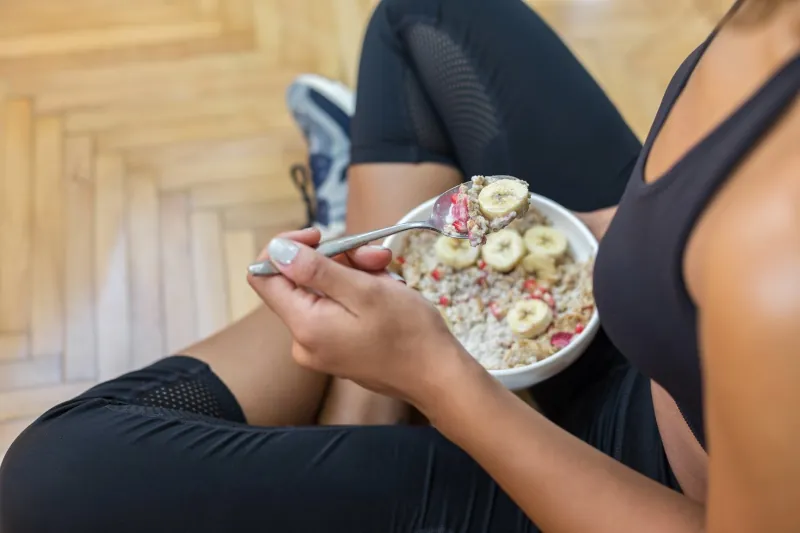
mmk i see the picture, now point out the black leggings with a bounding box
[0,1,673,532]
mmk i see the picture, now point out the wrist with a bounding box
[413,343,497,425]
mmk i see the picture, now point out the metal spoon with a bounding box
[248,182,468,276]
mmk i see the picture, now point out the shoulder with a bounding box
[700,152,800,341]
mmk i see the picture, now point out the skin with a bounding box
[183,163,462,427]
[247,1,800,531]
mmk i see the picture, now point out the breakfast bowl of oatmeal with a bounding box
[385,185,600,390]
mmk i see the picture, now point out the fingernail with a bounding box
[366,245,389,252]
[387,271,406,284]
[268,238,299,265]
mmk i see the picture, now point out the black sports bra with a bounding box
[593,17,799,449]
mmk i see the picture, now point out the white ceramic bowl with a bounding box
[383,192,601,390]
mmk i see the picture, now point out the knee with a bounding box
[0,419,70,531]
[0,403,119,532]
[363,0,440,42]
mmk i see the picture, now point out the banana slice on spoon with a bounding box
[507,299,553,339]
[481,229,525,272]
[477,178,530,222]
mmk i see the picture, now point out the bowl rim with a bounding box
[389,191,600,377]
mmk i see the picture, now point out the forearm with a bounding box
[574,205,618,241]
[425,353,705,533]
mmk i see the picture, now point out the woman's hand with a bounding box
[247,231,470,408]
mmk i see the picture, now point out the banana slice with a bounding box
[522,252,559,283]
[435,236,480,269]
[481,229,525,272]
[507,299,553,339]
[477,179,530,221]
[523,225,568,260]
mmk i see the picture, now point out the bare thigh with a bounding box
[182,305,328,426]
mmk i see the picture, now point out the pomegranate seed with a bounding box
[488,302,505,320]
[431,269,442,281]
[452,219,467,233]
[450,193,459,204]
[396,256,405,265]
[532,288,543,299]
[551,332,574,348]
[575,323,585,334]
[452,198,469,222]
[523,279,537,292]
[439,296,450,306]
[477,260,486,270]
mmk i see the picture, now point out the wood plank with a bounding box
[190,211,229,338]
[223,230,260,322]
[28,56,294,113]
[94,153,131,380]
[95,112,293,152]
[0,21,223,59]
[0,381,94,422]
[222,199,306,231]
[0,333,28,361]
[30,115,65,357]
[63,136,97,381]
[221,0,254,31]
[190,174,300,210]
[127,171,165,366]
[253,0,281,55]
[159,192,197,353]
[0,355,61,391]
[65,93,290,135]
[128,136,305,190]
[196,0,221,16]
[0,98,33,331]
[0,32,255,85]
[0,2,199,39]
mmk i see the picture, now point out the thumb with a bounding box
[267,237,374,306]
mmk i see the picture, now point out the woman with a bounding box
[1,0,798,531]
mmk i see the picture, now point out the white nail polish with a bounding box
[268,238,299,265]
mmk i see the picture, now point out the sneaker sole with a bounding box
[291,74,355,115]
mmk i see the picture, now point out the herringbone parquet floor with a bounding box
[0,0,730,457]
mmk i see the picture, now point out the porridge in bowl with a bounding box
[392,206,595,370]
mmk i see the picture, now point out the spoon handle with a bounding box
[248,221,432,276]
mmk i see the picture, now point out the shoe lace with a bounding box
[289,163,316,228]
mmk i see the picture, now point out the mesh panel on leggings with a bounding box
[137,378,224,419]
[403,24,500,172]
[403,66,452,157]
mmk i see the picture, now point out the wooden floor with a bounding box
[0,0,729,457]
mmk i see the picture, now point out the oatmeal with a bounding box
[393,207,594,370]
[445,175,530,246]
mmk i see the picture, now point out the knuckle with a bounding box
[298,254,326,286]
[292,323,317,346]
[362,277,386,305]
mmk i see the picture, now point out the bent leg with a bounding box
[350,0,642,211]
[182,306,329,426]
[0,357,537,533]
